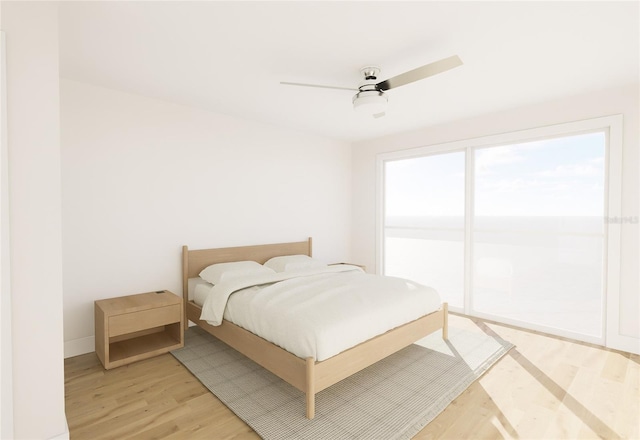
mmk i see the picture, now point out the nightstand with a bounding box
[95,290,184,369]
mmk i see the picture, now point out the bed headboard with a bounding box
[182,237,312,302]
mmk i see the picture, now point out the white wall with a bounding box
[61,79,352,356]
[0,17,14,440]
[1,2,68,439]
[352,84,639,353]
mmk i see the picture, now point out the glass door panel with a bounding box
[472,132,606,337]
[383,151,465,308]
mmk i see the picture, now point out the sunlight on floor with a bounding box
[465,316,639,440]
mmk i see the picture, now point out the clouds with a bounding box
[385,131,606,218]
[478,156,604,194]
[476,145,524,176]
[475,139,605,216]
[536,157,604,178]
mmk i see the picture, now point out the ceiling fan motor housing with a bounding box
[361,66,380,81]
[353,66,387,114]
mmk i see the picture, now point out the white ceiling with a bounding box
[58,1,639,142]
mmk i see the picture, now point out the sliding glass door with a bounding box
[472,132,606,338]
[379,121,613,344]
[383,151,465,309]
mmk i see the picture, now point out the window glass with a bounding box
[384,151,466,307]
[473,132,605,336]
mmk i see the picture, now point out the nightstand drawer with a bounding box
[109,304,180,337]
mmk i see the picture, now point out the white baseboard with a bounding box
[64,336,95,358]
[607,333,640,355]
[48,420,69,440]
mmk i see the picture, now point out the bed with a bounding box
[182,237,448,419]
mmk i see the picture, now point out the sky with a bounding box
[384,131,606,220]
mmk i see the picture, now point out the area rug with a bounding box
[171,326,513,440]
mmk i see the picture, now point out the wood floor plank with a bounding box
[617,360,640,438]
[73,398,190,440]
[68,399,149,430]
[65,315,640,440]
[601,350,629,383]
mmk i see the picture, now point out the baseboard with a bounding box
[607,333,640,355]
[48,420,69,440]
[64,336,95,358]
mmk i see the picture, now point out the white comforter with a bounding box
[199,265,441,361]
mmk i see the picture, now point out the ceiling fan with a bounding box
[280,55,463,119]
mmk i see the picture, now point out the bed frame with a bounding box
[182,237,448,419]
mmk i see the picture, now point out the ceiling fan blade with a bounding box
[280,81,357,92]
[376,55,463,91]
[373,112,386,119]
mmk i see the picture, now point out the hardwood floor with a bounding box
[65,315,640,439]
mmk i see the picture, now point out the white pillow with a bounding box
[199,261,275,284]
[264,255,326,273]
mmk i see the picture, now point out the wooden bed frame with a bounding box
[182,237,448,419]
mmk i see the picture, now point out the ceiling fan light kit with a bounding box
[353,90,388,115]
[281,55,463,118]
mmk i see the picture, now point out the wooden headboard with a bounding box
[182,237,312,302]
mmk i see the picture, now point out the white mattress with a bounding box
[190,267,441,361]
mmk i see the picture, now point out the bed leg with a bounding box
[442,302,449,340]
[305,357,315,419]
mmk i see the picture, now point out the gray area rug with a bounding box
[171,325,513,440]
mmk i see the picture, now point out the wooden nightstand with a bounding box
[95,290,184,369]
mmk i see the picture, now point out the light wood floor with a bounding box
[64,315,640,439]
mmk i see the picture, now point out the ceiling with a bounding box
[58,1,639,142]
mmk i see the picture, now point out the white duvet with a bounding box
[199,265,441,361]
